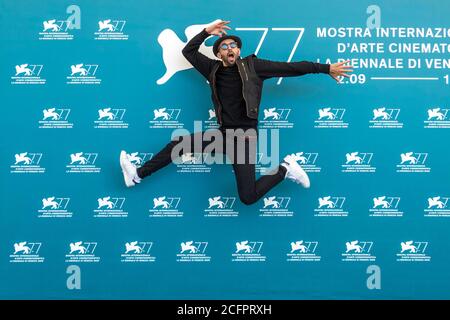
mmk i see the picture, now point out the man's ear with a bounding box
[217,52,222,59]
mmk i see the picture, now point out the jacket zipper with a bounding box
[239,60,250,116]
[241,61,249,81]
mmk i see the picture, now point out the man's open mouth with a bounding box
[228,53,235,58]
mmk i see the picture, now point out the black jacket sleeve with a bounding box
[253,58,330,80]
[182,28,217,79]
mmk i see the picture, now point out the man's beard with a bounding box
[223,52,237,66]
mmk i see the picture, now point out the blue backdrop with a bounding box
[1,0,449,299]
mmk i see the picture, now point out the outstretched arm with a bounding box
[182,20,231,79]
[253,59,330,80]
[254,59,353,82]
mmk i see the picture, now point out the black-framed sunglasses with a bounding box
[220,42,238,50]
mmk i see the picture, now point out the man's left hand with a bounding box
[329,60,354,83]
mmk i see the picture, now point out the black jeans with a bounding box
[136,128,286,205]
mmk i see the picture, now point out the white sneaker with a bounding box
[281,154,310,188]
[120,150,141,187]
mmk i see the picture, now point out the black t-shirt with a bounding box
[215,64,258,129]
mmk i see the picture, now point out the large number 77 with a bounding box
[234,28,305,85]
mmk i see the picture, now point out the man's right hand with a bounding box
[205,20,231,37]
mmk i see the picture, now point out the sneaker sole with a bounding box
[120,151,135,188]
[285,157,311,189]
[297,166,310,189]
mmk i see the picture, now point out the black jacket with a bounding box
[182,28,330,125]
